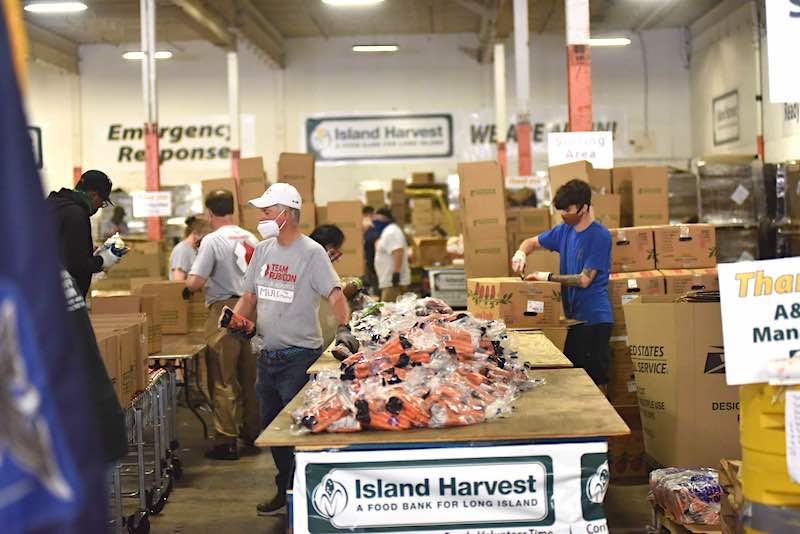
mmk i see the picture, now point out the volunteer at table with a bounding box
[226,183,357,516]
[511,179,613,387]
[169,215,209,281]
[185,190,261,461]
[373,207,411,302]
[47,170,124,297]
[102,206,128,239]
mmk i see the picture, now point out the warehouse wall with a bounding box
[26,29,694,203]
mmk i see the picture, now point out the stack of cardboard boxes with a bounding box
[606,223,719,482]
[92,313,150,405]
[410,198,438,236]
[549,160,622,229]
[365,189,386,209]
[505,207,559,277]
[458,161,509,279]
[93,250,163,292]
[237,157,269,236]
[277,152,316,235]
[326,201,365,277]
[389,179,407,224]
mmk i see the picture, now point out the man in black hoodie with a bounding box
[47,170,122,297]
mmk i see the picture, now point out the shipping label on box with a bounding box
[623,298,741,468]
[652,224,717,269]
[464,241,510,279]
[608,271,665,323]
[609,227,656,273]
[593,194,621,229]
[632,167,669,226]
[467,278,561,328]
[661,268,719,296]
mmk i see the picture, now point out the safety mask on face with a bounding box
[561,206,584,226]
[257,210,286,239]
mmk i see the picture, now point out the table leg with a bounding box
[184,353,209,440]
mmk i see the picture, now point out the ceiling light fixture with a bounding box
[122,51,174,60]
[589,37,632,47]
[322,0,384,6]
[352,44,399,53]
[24,1,88,13]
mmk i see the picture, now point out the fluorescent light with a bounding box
[122,51,174,60]
[24,1,87,13]
[322,0,384,5]
[352,44,399,53]
[589,37,631,47]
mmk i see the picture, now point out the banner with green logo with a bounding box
[294,442,609,534]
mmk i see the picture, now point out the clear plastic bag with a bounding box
[648,468,721,526]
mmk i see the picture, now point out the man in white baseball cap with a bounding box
[223,182,358,515]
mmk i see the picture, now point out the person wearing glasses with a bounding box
[47,170,123,297]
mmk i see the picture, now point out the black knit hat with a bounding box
[76,170,113,204]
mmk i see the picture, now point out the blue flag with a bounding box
[0,11,106,534]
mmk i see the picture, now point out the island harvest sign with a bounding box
[293,442,610,534]
[305,113,454,162]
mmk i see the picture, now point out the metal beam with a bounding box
[476,0,502,64]
[24,22,79,74]
[239,17,285,68]
[453,0,488,18]
[170,0,235,48]
[239,0,284,49]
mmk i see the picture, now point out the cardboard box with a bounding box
[132,280,189,335]
[92,315,149,394]
[103,252,163,286]
[127,239,161,255]
[334,230,365,277]
[593,193,621,229]
[391,179,406,193]
[609,227,656,273]
[522,249,561,277]
[462,214,507,241]
[612,167,633,226]
[608,270,665,324]
[589,168,612,193]
[239,205,261,235]
[412,237,448,267]
[237,156,266,180]
[188,292,206,333]
[661,268,719,296]
[411,172,435,185]
[96,332,120,400]
[410,198,435,211]
[451,209,462,235]
[316,205,328,225]
[202,177,241,224]
[633,167,669,226]
[239,176,268,204]
[327,201,363,234]
[623,297,741,468]
[608,341,637,406]
[299,202,316,235]
[277,152,315,200]
[457,161,507,221]
[91,295,162,354]
[537,319,581,352]
[365,189,386,208]
[411,211,437,225]
[467,278,561,328]
[139,295,162,354]
[652,224,718,269]
[608,405,648,482]
[506,207,550,236]
[463,240,510,279]
[549,160,592,196]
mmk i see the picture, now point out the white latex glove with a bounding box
[525,271,552,282]
[511,249,527,273]
[97,248,121,269]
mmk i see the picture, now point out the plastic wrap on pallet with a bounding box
[669,169,699,224]
[715,226,759,263]
[648,468,722,526]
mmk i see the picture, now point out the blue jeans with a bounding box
[256,346,323,496]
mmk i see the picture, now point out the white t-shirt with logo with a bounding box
[374,223,411,289]
[244,235,341,352]
[190,225,258,306]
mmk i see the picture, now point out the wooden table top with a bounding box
[255,367,629,450]
[148,333,207,360]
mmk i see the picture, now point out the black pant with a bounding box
[564,323,612,386]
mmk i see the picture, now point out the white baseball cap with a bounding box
[249,182,302,210]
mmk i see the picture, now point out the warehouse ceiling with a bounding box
[23,0,725,71]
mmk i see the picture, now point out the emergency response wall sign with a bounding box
[719,257,800,385]
[293,442,610,534]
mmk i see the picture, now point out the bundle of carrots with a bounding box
[648,468,722,526]
[292,298,543,434]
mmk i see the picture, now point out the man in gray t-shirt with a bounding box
[185,190,260,461]
[225,183,356,516]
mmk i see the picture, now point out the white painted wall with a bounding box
[26,29,694,204]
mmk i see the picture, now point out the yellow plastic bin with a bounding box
[740,383,800,506]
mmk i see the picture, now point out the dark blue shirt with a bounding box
[538,221,612,325]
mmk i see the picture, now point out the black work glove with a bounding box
[392,272,401,287]
[335,325,360,354]
[229,326,256,340]
[182,287,192,301]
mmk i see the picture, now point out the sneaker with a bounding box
[256,494,286,516]
[204,442,239,461]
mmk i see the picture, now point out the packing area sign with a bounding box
[96,115,256,170]
[305,113,454,162]
[294,442,610,534]
[719,257,800,385]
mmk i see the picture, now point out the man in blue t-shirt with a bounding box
[511,179,613,387]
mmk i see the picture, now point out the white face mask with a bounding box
[257,210,286,240]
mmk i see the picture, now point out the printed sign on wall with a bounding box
[712,90,739,146]
[294,442,610,534]
[766,1,800,103]
[305,113,453,162]
[131,191,172,218]
[785,103,800,137]
[547,131,614,169]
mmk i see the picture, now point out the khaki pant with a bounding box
[205,299,260,440]
[380,286,408,303]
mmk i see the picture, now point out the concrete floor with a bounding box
[147,406,653,533]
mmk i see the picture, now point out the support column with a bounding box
[140,0,161,240]
[227,48,241,182]
[513,0,531,176]
[493,42,507,172]
[565,0,592,132]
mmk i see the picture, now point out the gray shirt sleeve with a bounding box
[169,243,194,274]
[189,238,215,279]
[309,247,341,299]
[243,246,261,295]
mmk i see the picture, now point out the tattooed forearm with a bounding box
[550,268,597,287]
